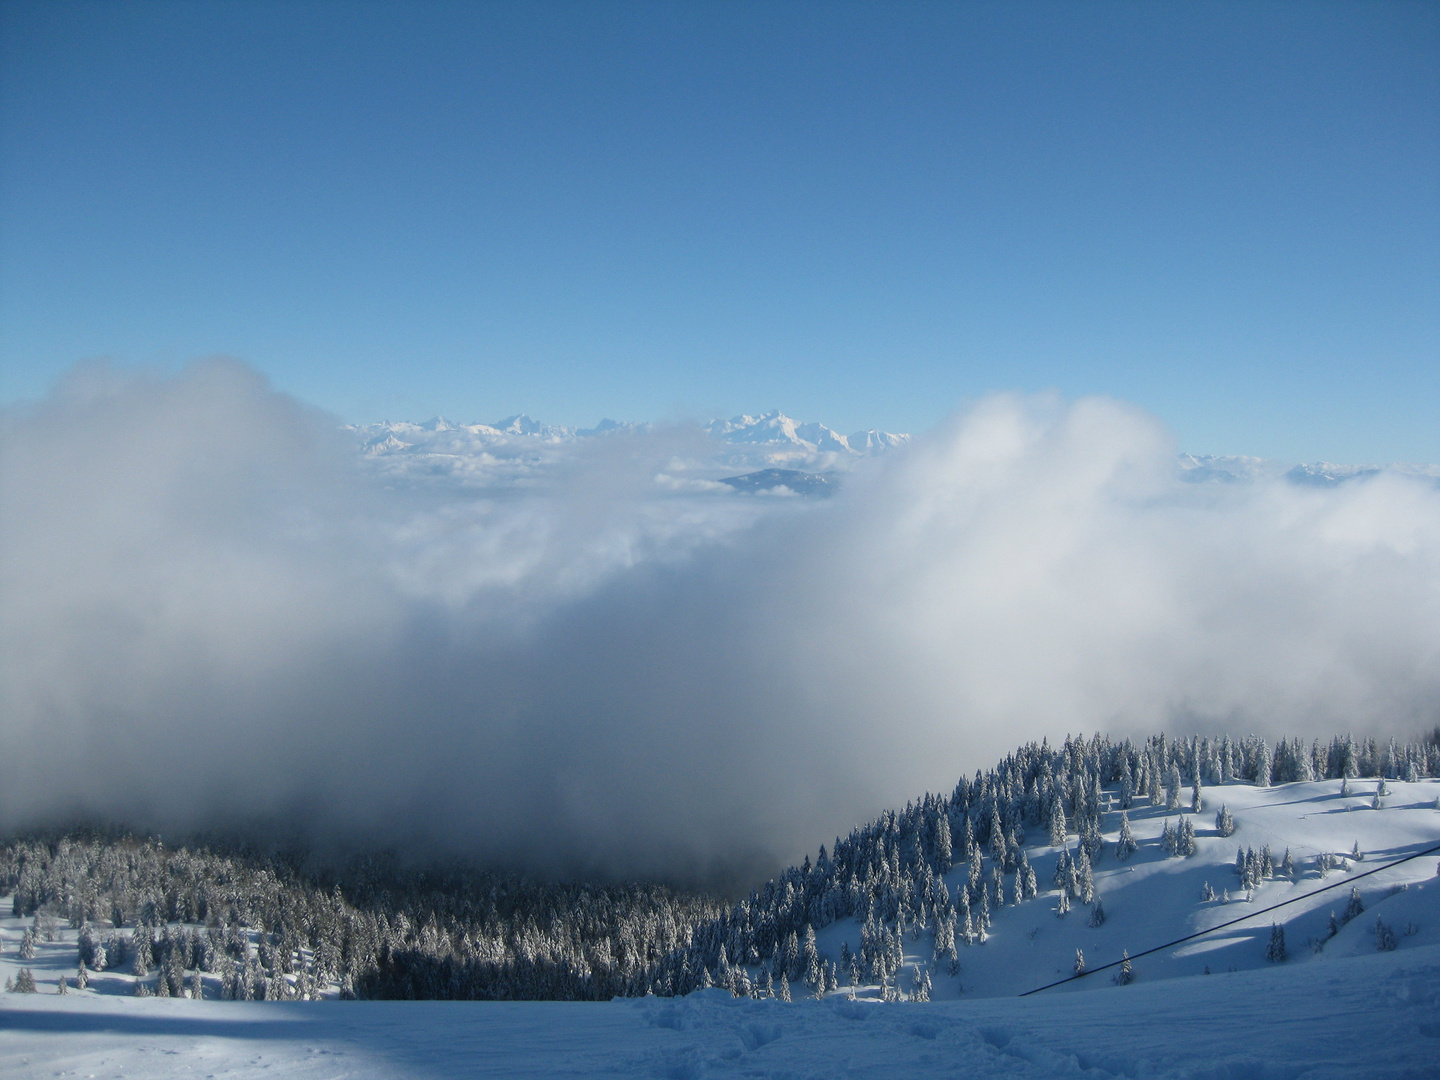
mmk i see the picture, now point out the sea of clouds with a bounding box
[3,359,1438,888]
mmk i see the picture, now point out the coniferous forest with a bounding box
[3,731,1436,1002]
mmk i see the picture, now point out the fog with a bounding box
[3,360,1438,889]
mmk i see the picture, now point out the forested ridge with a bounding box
[3,731,1436,1001]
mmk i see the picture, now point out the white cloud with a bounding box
[2,362,1437,887]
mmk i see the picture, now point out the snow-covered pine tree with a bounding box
[1077,849,1096,904]
[1020,850,1038,899]
[1190,780,1203,814]
[1074,949,1085,975]
[1114,950,1133,985]
[935,814,953,874]
[1116,812,1137,861]
[1048,796,1067,847]
[1087,899,1106,928]
[802,925,821,990]
[12,968,37,993]
[1255,740,1273,787]
[1215,803,1235,837]
[1343,887,1365,923]
[1266,922,1286,962]
[1053,847,1072,891]
[1178,818,1197,857]
[989,806,1007,866]
[1375,918,1397,952]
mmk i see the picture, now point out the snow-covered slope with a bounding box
[1,775,1436,1076]
[816,775,1440,1001]
[0,941,1435,1078]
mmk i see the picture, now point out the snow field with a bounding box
[0,943,1436,1078]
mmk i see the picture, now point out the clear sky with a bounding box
[2,1,1436,461]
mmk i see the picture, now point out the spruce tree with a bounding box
[1342,887,1365,923]
[1020,851,1038,899]
[1114,950,1133,985]
[1375,918,1397,952]
[1215,804,1235,837]
[1048,797,1067,847]
[1255,741,1273,787]
[1265,922,1287,962]
[1074,949,1085,975]
[1178,818,1197,857]
[1077,849,1095,904]
[935,815,953,874]
[1116,813,1137,861]
[1166,764,1182,811]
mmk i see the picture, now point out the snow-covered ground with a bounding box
[0,944,1435,1078]
[2,776,1437,1076]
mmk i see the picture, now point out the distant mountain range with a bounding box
[1178,454,1438,487]
[348,414,1438,493]
[352,410,910,457]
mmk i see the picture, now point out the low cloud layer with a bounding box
[3,361,1438,887]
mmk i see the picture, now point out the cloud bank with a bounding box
[3,361,1438,887]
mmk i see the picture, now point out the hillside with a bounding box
[1,732,1437,1074]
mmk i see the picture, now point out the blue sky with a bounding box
[1,0,1435,461]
